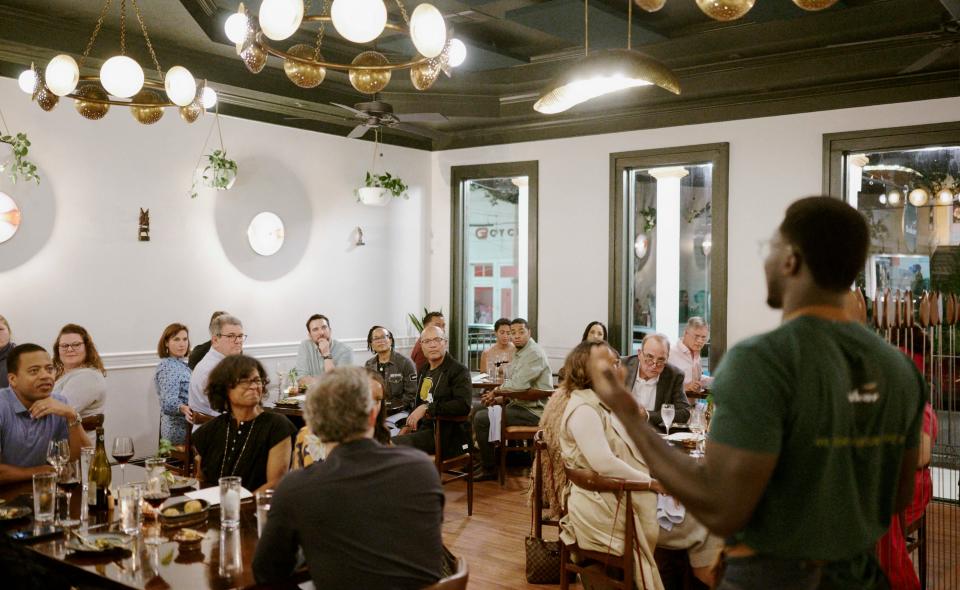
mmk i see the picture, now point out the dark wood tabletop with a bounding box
[0,464,303,589]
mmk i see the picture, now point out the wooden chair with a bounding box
[532,431,559,538]
[903,512,927,589]
[432,414,474,516]
[423,556,469,590]
[497,389,554,486]
[560,467,655,590]
[80,413,104,432]
[182,411,215,477]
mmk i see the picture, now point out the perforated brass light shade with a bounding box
[634,0,666,11]
[533,49,680,115]
[410,58,441,90]
[74,84,110,120]
[32,75,59,112]
[284,44,326,88]
[240,39,268,74]
[695,0,755,21]
[349,51,392,94]
[792,0,839,9]
[179,103,202,123]
[130,90,164,125]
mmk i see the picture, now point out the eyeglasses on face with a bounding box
[58,342,84,351]
[236,377,267,389]
[218,333,247,342]
[371,335,391,342]
[421,337,447,346]
[641,353,667,368]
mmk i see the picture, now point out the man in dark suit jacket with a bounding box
[622,333,691,429]
[393,325,472,458]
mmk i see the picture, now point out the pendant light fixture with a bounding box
[534,0,680,114]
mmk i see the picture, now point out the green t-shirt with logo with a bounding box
[709,316,925,561]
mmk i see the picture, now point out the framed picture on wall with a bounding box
[865,254,930,297]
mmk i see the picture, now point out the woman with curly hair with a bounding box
[52,324,107,418]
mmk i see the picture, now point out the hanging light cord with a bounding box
[193,101,227,173]
[627,0,632,50]
[584,0,589,56]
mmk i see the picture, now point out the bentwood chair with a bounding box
[432,414,474,516]
[559,467,656,590]
[532,431,560,538]
[423,556,469,590]
[497,389,554,486]
[181,411,215,477]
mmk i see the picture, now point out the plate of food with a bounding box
[168,476,198,492]
[159,498,209,528]
[0,505,32,521]
[66,532,131,555]
[172,527,205,550]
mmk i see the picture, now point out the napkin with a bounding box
[487,404,503,443]
[657,494,686,531]
[185,485,252,506]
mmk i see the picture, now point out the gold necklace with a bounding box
[219,413,259,479]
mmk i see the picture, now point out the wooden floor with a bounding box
[441,470,960,590]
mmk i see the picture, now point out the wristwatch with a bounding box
[68,411,83,428]
[323,355,333,360]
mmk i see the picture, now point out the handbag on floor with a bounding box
[525,534,562,583]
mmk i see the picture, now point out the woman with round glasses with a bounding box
[364,325,417,434]
[193,355,295,493]
[51,324,107,418]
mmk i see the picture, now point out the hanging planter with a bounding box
[355,130,409,206]
[189,107,237,198]
[0,110,40,184]
[357,185,390,206]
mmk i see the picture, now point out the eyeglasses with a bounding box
[236,377,267,389]
[421,337,447,346]
[218,333,247,342]
[371,335,391,342]
[58,342,84,351]
[641,353,667,368]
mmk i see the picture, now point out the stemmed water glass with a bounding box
[47,439,70,478]
[688,408,706,458]
[111,436,135,485]
[661,404,676,437]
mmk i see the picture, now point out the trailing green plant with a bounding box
[361,171,409,199]
[190,149,238,198]
[638,206,657,232]
[0,132,39,184]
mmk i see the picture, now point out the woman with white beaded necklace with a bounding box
[192,355,296,493]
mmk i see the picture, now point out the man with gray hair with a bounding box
[668,317,713,394]
[187,313,245,424]
[253,367,444,589]
[621,333,691,429]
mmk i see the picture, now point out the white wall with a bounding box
[429,97,960,367]
[0,77,430,455]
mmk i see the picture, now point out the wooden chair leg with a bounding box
[560,543,570,590]
[499,442,506,486]
[467,453,474,516]
[918,515,927,590]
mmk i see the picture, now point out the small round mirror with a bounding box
[247,211,285,256]
[0,192,22,244]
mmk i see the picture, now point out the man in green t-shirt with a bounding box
[591,197,924,589]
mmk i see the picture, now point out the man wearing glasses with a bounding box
[622,333,690,430]
[188,314,245,428]
[669,317,713,394]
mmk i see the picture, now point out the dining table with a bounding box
[0,463,306,589]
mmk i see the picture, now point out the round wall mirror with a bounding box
[247,211,285,256]
[0,191,22,244]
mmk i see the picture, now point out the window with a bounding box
[451,161,538,368]
[610,144,728,367]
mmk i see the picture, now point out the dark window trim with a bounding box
[609,143,729,370]
[450,161,539,362]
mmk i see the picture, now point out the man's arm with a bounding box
[429,366,471,417]
[67,421,91,460]
[0,464,53,485]
[258,437,292,494]
[592,368,777,536]
[894,447,919,512]
[252,487,300,583]
[402,358,418,410]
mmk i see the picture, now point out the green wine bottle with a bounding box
[88,426,112,511]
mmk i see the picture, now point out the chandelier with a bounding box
[226,0,466,95]
[18,0,214,125]
[641,0,839,21]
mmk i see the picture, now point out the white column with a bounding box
[649,166,688,343]
[514,176,529,318]
[846,154,869,210]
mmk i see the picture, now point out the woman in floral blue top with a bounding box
[155,323,193,444]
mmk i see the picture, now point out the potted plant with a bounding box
[357,171,409,206]
[0,131,40,184]
[189,109,237,198]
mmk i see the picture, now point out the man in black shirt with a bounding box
[253,367,444,589]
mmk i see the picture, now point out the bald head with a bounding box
[421,325,448,367]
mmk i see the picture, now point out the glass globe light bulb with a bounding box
[410,3,447,59]
[887,189,901,205]
[937,188,953,204]
[448,38,467,67]
[908,187,929,207]
[331,0,387,44]
[45,54,80,97]
[100,55,144,98]
[224,12,249,44]
[259,0,305,41]
[201,86,218,109]
[17,70,37,94]
[164,66,197,107]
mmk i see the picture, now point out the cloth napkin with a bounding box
[487,404,503,443]
[657,494,686,531]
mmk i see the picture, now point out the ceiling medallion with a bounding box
[19,0,211,125]
[227,0,466,96]
[535,0,680,114]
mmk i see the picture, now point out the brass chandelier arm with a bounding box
[262,42,432,72]
[300,15,409,34]
[68,77,178,107]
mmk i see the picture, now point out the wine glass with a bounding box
[111,436,135,485]
[47,439,69,478]
[661,404,676,437]
[688,408,705,458]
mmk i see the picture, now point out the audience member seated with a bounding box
[622,334,690,430]
[294,369,391,468]
[556,340,665,590]
[1,344,90,484]
[52,324,107,418]
[155,323,192,445]
[253,367,444,589]
[393,326,472,458]
[473,318,552,481]
[411,311,446,372]
[188,310,227,370]
[667,317,712,394]
[364,325,417,434]
[582,320,608,343]
[877,401,939,589]
[188,313,244,424]
[479,317,516,377]
[295,314,353,387]
[192,354,294,493]
[0,314,13,388]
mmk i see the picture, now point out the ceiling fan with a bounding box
[332,100,449,141]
